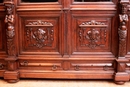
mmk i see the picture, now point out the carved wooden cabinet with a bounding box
[0,0,130,85]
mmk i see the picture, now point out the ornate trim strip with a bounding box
[26,20,53,27]
[79,20,107,27]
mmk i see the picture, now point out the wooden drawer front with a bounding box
[18,12,62,56]
[19,60,63,71]
[0,60,6,70]
[70,61,115,71]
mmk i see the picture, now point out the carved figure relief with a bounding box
[4,1,15,56]
[25,21,54,48]
[79,20,107,49]
[118,2,129,57]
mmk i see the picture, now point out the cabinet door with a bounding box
[18,13,63,57]
[16,0,63,58]
[70,0,118,58]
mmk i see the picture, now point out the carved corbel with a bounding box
[115,0,129,85]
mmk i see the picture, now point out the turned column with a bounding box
[3,0,19,83]
[115,0,129,85]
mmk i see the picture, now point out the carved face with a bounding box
[122,4,127,14]
[6,5,13,15]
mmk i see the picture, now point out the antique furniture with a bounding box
[0,0,130,85]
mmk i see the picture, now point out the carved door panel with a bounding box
[68,1,118,74]
[71,13,117,58]
[17,13,63,57]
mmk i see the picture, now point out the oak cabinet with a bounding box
[0,0,130,85]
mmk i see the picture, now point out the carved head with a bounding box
[6,4,14,15]
[122,4,128,14]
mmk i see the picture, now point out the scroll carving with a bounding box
[118,1,129,57]
[4,0,15,56]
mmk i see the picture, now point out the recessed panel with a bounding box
[72,18,111,52]
[18,14,62,56]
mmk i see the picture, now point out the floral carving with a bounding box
[80,20,105,25]
[28,20,53,26]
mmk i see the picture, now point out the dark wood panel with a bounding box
[17,12,63,57]
[70,13,117,58]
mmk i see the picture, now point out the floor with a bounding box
[0,79,130,87]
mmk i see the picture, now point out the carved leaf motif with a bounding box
[28,20,53,26]
[80,20,105,25]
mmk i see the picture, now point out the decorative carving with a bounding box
[32,29,47,48]
[26,27,54,48]
[79,28,106,49]
[86,29,100,49]
[4,0,15,56]
[27,20,53,26]
[80,20,105,25]
[118,1,129,57]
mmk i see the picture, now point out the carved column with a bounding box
[3,0,19,83]
[115,0,129,85]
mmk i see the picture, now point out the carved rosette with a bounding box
[118,1,129,57]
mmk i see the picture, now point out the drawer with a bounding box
[18,60,63,71]
[70,61,115,71]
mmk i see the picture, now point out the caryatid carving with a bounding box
[118,1,129,57]
[4,0,15,56]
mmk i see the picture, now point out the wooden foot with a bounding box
[4,70,19,83]
[6,79,19,83]
[115,81,125,85]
